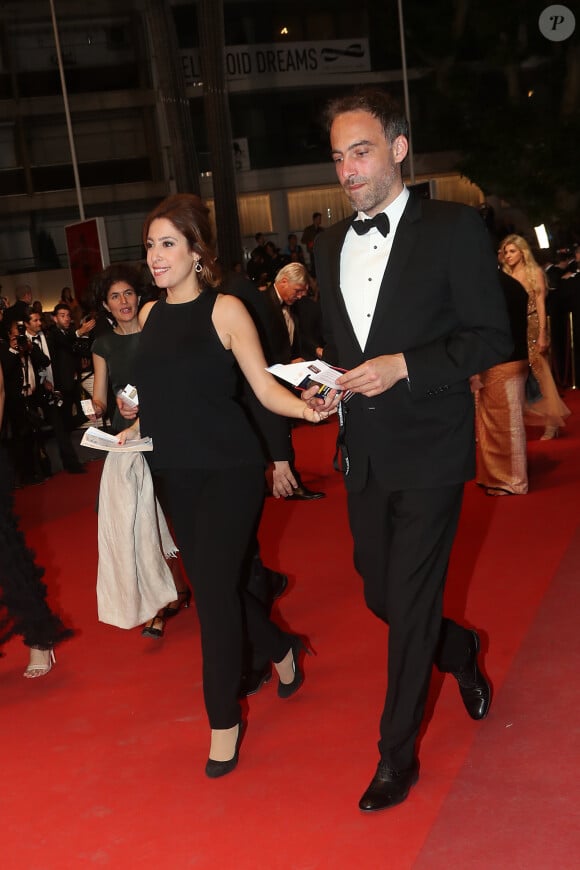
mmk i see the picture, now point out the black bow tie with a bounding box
[352,213,390,237]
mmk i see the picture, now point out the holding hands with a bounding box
[302,352,408,411]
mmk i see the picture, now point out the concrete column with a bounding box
[143,0,200,195]
[198,0,243,270]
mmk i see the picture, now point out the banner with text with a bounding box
[181,39,370,86]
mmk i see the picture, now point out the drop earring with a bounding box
[195,260,203,273]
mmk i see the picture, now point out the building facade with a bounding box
[0,0,484,303]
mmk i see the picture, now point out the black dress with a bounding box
[0,449,73,650]
[135,290,290,730]
[137,290,264,471]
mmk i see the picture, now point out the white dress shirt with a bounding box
[27,329,53,385]
[340,186,409,351]
[9,345,36,395]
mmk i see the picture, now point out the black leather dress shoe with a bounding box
[286,485,325,501]
[453,629,491,720]
[358,760,419,812]
[239,664,272,697]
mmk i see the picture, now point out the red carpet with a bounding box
[2,395,580,869]
[415,523,580,868]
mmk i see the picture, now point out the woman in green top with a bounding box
[91,263,190,638]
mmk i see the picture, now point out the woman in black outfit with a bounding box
[119,194,329,778]
[0,367,72,677]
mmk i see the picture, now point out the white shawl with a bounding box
[97,451,178,628]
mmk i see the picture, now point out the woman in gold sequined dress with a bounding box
[500,235,570,439]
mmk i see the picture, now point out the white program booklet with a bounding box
[80,426,153,453]
[266,360,353,401]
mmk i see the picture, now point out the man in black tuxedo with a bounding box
[0,320,51,484]
[24,309,85,475]
[311,88,512,811]
[231,262,325,500]
[47,302,95,473]
[258,262,326,499]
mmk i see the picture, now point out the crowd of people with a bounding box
[545,244,580,387]
[0,285,96,487]
[1,84,577,814]
[245,211,324,287]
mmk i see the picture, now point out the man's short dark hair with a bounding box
[323,87,409,144]
[313,212,322,220]
[53,302,71,315]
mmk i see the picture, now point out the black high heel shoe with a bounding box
[141,614,165,639]
[205,721,245,779]
[276,635,313,699]
[163,587,192,620]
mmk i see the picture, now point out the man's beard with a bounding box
[343,165,398,215]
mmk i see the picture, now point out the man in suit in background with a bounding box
[310,88,512,811]
[0,319,50,485]
[47,302,94,474]
[24,309,84,476]
[246,261,325,500]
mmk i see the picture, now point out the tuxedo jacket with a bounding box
[314,193,512,492]
[293,295,324,360]
[0,342,50,406]
[259,285,301,364]
[223,275,292,462]
[47,326,80,392]
[498,271,528,362]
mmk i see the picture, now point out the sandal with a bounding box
[23,648,56,679]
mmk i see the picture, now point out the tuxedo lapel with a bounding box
[330,218,362,351]
[365,193,422,350]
